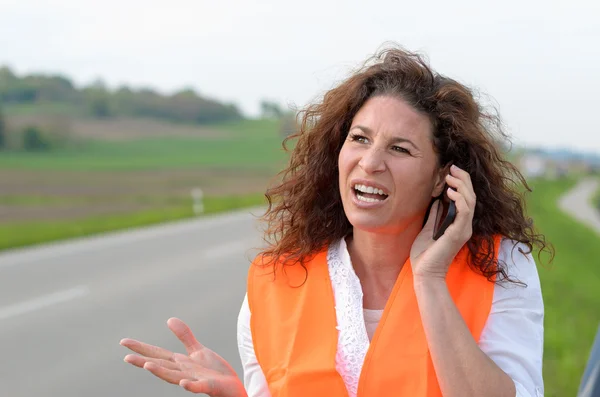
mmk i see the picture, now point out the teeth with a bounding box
[356,194,383,203]
[354,184,387,196]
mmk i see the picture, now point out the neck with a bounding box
[346,221,422,309]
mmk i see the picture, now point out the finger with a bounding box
[180,379,214,394]
[120,338,174,361]
[167,318,203,355]
[143,361,196,385]
[445,174,474,207]
[446,187,473,237]
[124,354,180,370]
[450,164,474,192]
[445,174,475,209]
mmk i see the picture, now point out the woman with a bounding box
[120,45,551,397]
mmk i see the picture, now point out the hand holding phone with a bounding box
[411,165,475,280]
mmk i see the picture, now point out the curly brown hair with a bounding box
[258,44,553,283]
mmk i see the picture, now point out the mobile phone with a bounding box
[432,185,456,240]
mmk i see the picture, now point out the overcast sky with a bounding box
[0,0,598,152]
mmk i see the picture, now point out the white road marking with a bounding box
[0,286,90,321]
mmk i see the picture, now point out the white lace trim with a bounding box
[327,238,370,397]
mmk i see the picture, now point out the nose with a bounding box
[358,146,386,174]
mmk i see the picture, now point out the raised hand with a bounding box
[410,164,476,280]
[120,317,247,397]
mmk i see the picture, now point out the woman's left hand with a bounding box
[410,165,476,280]
[120,318,247,396]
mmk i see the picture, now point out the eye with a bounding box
[349,133,369,144]
[392,146,410,154]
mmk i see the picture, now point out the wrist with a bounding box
[413,274,447,291]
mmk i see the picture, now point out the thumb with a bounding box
[167,317,203,355]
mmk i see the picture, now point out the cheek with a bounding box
[337,149,347,190]
[390,162,436,201]
[338,146,359,202]
[337,146,354,177]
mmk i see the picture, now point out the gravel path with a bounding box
[558,177,600,234]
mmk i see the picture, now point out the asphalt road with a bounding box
[0,207,267,397]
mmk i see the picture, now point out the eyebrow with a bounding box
[350,125,420,150]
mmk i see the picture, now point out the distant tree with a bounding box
[0,104,5,149]
[112,85,135,114]
[260,100,283,119]
[0,66,244,124]
[80,78,112,118]
[172,88,199,99]
[84,82,112,118]
[31,74,77,102]
[0,66,16,81]
[170,88,204,121]
[0,67,37,103]
[89,95,111,118]
[22,126,49,151]
[88,78,108,91]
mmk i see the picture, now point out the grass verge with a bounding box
[0,193,266,251]
[527,177,600,396]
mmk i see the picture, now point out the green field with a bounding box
[0,119,288,171]
[0,118,289,250]
[0,137,287,171]
[527,177,600,396]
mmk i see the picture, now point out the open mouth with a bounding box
[353,184,389,203]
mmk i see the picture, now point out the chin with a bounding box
[345,211,391,233]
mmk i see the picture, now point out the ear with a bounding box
[432,163,452,198]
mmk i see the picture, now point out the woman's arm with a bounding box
[410,166,543,397]
[414,275,517,397]
[414,239,544,397]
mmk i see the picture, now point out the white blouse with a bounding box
[237,237,544,397]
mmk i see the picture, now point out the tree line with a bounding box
[0,66,242,124]
[0,103,56,151]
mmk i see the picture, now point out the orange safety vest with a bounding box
[247,236,501,397]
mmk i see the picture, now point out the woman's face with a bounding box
[338,95,446,234]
